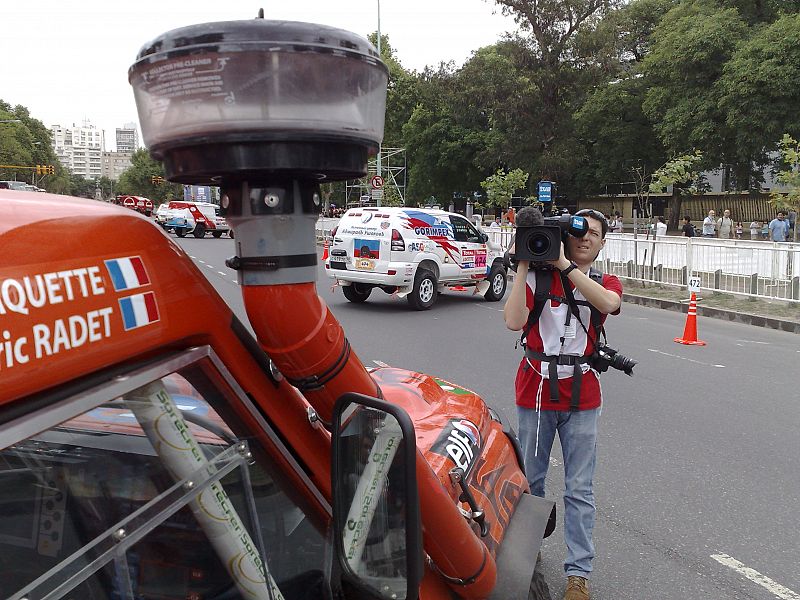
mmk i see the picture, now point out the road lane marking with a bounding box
[218,271,227,276]
[373,360,390,368]
[735,340,770,345]
[711,553,800,599]
[647,348,726,368]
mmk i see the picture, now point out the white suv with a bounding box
[325,207,507,310]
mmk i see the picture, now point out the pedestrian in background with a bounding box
[506,206,516,227]
[702,210,717,237]
[769,212,790,242]
[655,216,667,237]
[612,211,623,233]
[735,222,743,239]
[717,209,734,239]
[681,216,696,237]
[750,220,760,240]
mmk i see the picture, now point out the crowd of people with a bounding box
[606,208,795,242]
[695,209,794,241]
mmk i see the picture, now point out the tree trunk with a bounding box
[668,188,681,231]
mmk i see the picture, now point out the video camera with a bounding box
[514,213,590,263]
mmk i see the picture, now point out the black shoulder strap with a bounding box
[521,269,553,345]
[521,267,607,345]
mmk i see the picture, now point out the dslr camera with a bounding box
[514,213,590,263]
[590,343,636,376]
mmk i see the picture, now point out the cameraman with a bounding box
[503,209,622,600]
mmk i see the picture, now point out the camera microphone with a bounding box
[516,207,544,228]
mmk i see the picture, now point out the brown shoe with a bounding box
[564,575,589,600]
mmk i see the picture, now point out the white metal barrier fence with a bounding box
[316,220,800,302]
[597,234,800,302]
[478,230,800,302]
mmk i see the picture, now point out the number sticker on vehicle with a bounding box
[356,259,375,270]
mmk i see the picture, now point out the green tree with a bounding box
[402,64,488,203]
[68,173,97,199]
[480,167,529,210]
[117,149,182,202]
[98,176,115,200]
[0,100,62,189]
[492,0,622,179]
[642,1,749,182]
[717,13,800,172]
[368,33,419,149]
[574,74,666,195]
[648,150,703,229]
[770,134,800,241]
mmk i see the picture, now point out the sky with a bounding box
[1,1,521,151]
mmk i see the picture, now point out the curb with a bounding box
[622,293,800,335]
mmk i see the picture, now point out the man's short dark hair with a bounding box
[683,215,691,221]
[576,208,609,238]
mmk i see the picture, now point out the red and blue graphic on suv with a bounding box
[401,210,459,261]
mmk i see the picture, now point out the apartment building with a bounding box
[50,122,105,179]
[115,123,139,153]
[101,151,133,180]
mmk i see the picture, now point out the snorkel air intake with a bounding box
[130,17,497,597]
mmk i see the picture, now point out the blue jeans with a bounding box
[517,406,599,578]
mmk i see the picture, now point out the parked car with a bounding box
[0,181,29,190]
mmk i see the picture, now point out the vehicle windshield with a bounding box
[0,350,327,600]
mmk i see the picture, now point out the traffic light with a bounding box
[151,175,165,185]
[47,165,55,175]
[35,164,44,175]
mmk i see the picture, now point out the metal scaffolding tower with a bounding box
[345,147,406,206]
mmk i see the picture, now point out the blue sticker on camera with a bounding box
[572,216,586,231]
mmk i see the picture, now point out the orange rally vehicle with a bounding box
[0,15,553,600]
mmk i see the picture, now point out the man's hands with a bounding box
[545,241,571,272]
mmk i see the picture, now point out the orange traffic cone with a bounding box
[674,292,706,346]
[321,238,329,261]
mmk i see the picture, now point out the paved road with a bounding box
[178,236,800,600]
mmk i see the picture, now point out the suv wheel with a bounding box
[192,223,206,238]
[175,227,187,238]
[342,283,372,303]
[484,265,507,302]
[408,269,437,310]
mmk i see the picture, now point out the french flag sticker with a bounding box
[118,292,160,331]
[104,256,150,291]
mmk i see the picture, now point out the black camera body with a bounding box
[591,343,636,376]
[514,214,590,262]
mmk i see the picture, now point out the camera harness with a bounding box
[521,267,606,412]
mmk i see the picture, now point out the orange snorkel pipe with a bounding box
[222,178,497,598]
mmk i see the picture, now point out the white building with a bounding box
[101,151,133,180]
[50,122,105,179]
[115,122,139,153]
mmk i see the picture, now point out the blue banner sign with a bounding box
[538,181,553,203]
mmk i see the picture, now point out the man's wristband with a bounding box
[560,261,578,277]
